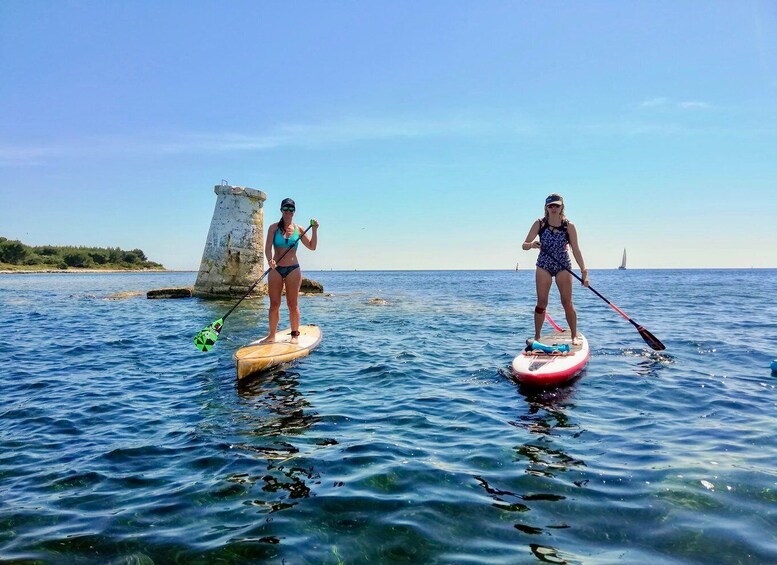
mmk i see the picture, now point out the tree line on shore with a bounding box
[0,237,164,270]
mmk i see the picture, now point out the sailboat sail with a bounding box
[618,249,627,270]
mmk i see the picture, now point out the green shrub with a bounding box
[130,248,148,261]
[88,251,109,265]
[122,251,141,264]
[23,254,44,265]
[108,247,124,263]
[63,251,94,268]
[37,246,60,257]
[0,240,28,264]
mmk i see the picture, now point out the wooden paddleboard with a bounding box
[234,324,322,380]
[510,329,589,387]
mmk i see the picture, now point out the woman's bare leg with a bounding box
[262,269,283,342]
[534,268,553,340]
[555,270,578,343]
[284,268,302,343]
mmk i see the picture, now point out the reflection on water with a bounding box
[237,369,316,438]
[483,377,588,564]
[530,542,570,564]
[633,351,673,377]
[518,373,581,407]
[231,370,320,517]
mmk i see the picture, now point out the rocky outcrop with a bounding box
[300,278,323,293]
[106,291,144,300]
[147,287,193,299]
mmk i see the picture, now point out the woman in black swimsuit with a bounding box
[522,194,589,344]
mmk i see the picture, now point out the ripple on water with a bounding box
[2,271,777,562]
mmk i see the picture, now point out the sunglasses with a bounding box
[281,207,295,212]
[546,203,561,209]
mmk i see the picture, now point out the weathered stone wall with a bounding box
[193,184,267,298]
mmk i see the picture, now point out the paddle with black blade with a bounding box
[545,251,665,351]
[194,222,315,352]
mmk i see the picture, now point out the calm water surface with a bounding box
[2,270,777,563]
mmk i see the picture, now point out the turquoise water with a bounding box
[2,270,776,563]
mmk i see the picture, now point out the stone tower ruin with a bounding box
[193,183,267,298]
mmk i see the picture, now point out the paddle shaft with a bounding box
[540,249,665,350]
[551,264,642,330]
[220,223,313,323]
[544,252,641,327]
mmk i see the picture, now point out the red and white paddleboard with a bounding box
[511,329,590,387]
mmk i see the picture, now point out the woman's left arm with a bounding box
[567,223,589,286]
[300,220,318,250]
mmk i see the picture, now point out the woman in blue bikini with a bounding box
[263,198,319,344]
[522,194,589,344]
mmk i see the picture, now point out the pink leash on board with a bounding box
[544,312,565,333]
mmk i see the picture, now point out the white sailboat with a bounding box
[618,249,627,270]
[515,261,519,271]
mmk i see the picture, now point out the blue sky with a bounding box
[1,1,776,270]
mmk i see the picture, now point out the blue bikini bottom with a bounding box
[275,264,300,278]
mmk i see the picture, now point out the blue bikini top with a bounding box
[273,224,300,248]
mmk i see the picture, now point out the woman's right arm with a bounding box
[522,220,541,250]
[265,224,277,268]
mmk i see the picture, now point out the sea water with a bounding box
[1,270,776,563]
